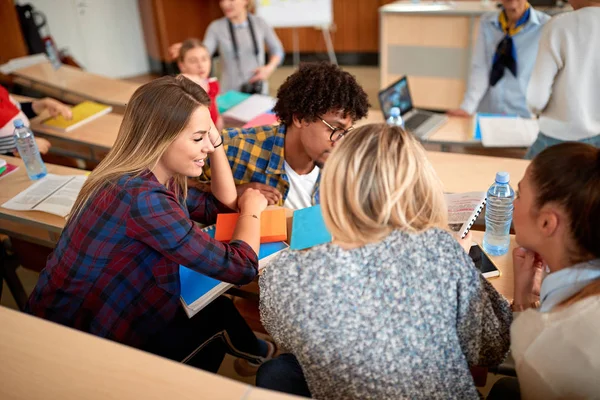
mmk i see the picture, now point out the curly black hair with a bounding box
[273,62,370,126]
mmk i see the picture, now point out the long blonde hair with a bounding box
[320,123,448,245]
[70,75,210,219]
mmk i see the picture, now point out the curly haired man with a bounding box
[199,62,370,209]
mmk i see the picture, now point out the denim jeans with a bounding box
[525,132,600,160]
[256,353,312,398]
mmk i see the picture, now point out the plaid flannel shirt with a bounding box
[200,124,320,206]
[25,172,258,348]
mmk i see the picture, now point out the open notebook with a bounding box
[445,192,487,238]
[179,225,289,318]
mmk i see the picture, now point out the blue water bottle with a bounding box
[483,172,515,256]
[386,107,404,128]
[13,119,47,180]
[46,40,62,70]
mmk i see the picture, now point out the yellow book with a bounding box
[42,101,112,132]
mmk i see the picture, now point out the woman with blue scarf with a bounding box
[491,142,600,399]
[448,0,550,118]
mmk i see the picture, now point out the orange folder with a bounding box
[215,208,287,243]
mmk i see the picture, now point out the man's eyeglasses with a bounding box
[320,119,354,142]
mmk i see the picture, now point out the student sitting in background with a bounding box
[0,85,71,155]
[257,123,512,399]
[25,76,274,374]
[177,38,224,131]
[525,0,600,159]
[448,0,550,118]
[197,62,370,209]
[488,143,600,399]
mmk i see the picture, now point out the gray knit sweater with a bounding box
[259,228,512,399]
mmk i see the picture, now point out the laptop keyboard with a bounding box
[404,113,431,132]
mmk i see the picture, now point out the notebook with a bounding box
[179,225,289,318]
[216,91,251,114]
[242,112,278,129]
[2,174,87,217]
[290,205,332,250]
[222,94,277,123]
[215,208,287,243]
[42,101,112,132]
[0,159,19,181]
[445,192,487,238]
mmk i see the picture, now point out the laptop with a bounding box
[378,76,447,139]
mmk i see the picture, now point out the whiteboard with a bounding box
[255,0,333,28]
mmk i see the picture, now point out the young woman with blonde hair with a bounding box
[25,75,274,373]
[258,123,513,399]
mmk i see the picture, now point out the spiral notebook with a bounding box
[445,192,487,238]
[179,225,289,318]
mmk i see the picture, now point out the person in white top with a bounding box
[488,142,600,399]
[525,0,600,159]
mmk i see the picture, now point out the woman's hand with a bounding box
[237,188,268,215]
[249,65,274,83]
[32,98,72,119]
[513,247,545,305]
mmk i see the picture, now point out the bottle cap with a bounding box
[13,119,25,128]
[495,171,510,184]
[390,107,400,117]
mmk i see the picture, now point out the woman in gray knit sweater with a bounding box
[258,124,513,399]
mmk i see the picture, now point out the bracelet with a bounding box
[239,214,259,219]
[511,300,540,312]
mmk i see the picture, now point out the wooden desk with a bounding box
[0,156,85,247]
[8,93,121,162]
[359,110,528,156]
[471,231,516,301]
[0,152,529,247]
[29,113,122,162]
[0,306,301,400]
[12,61,139,113]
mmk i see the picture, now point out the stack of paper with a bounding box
[473,113,539,147]
[216,91,251,114]
[222,94,277,123]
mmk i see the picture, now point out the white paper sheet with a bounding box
[480,117,539,147]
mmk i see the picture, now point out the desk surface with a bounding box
[0,306,301,400]
[30,112,122,151]
[358,110,477,147]
[0,153,525,299]
[12,61,139,109]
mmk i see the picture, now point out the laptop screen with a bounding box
[378,76,413,119]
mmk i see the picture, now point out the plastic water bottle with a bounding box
[483,172,515,256]
[45,41,61,70]
[386,107,404,128]
[13,119,47,180]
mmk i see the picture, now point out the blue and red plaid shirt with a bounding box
[25,172,258,348]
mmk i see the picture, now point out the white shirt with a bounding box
[527,7,600,140]
[282,161,319,210]
[511,296,600,399]
[460,10,550,117]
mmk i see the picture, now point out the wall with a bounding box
[15,0,150,78]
